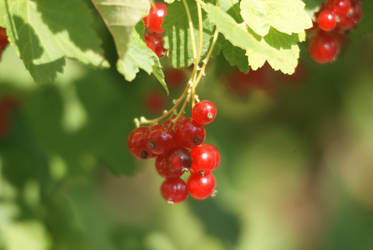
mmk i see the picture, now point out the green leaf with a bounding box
[0,0,109,83]
[240,0,313,36]
[163,0,215,68]
[3,221,51,250]
[220,0,239,12]
[91,0,150,57]
[219,37,249,73]
[246,28,300,73]
[91,0,168,92]
[201,2,301,74]
[117,30,154,81]
[303,0,323,19]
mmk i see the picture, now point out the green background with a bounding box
[1,1,373,250]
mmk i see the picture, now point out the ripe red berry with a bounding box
[147,124,175,155]
[0,27,9,58]
[161,178,188,203]
[338,1,362,31]
[225,65,272,97]
[190,144,220,173]
[143,3,168,33]
[332,0,352,17]
[128,126,153,159]
[192,101,217,126]
[187,172,216,200]
[144,32,166,58]
[163,115,186,130]
[144,91,167,114]
[167,148,192,172]
[317,9,337,31]
[156,156,183,178]
[175,118,206,148]
[308,31,341,64]
[165,68,186,90]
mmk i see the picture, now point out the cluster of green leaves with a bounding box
[0,0,322,88]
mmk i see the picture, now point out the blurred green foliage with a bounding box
[1,1,373,250]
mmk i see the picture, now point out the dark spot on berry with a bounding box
[193,136,201,144]
[149,141,156,149]
[140,151,149,159]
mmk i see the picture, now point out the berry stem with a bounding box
[135,0,220,127]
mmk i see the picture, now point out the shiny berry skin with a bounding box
[192,101,217,126]
[144,32,166,57]
[165,68,186,90]
[167,148,192,172]
[128,126,153,159]
[332,0,351,17]
[317,9,337,32]
[156,156,183,178]
[175,118,206,148]
[190,144,220,173]
[143,3,168,33]
[161,178,188,203]
[163,115,186,130]
[187,172,216,200]
[338,1,362,31]
[147,124,175,155]
[308,31,340,64]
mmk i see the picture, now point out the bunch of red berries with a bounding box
[143,3,168,58]
[128,100,220,203]
[308,0,363,64]
[0,27,9,59]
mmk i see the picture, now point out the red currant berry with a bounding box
[156,156,183,178]
[147,124,176,155]
[0,27,9,58]
[165,68,186,90]
[161,178,188,203]
[163,115,185,130]
[144,91,167,114]
[187,172,216,200]
[225,65,272,97]
[175,118,206,148]
[128,126,153,159]
[308,31,341,64]
[190,144,220,173]
[192,100,217,126]
[144,32,166,58]
[167,148,192,172]
[143,3,168,33]
[338,1,362,31]
[332,0,351,17]
[317,9,337,32]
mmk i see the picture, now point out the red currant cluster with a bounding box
[308,0,363,64]
[0,27,9,59]
[128,100,220,203]
[143,3,167,58]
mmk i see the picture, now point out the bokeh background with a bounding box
[1,1,373,250]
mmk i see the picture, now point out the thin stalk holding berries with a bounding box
[128,0,221,204]
[137,0,220,127]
